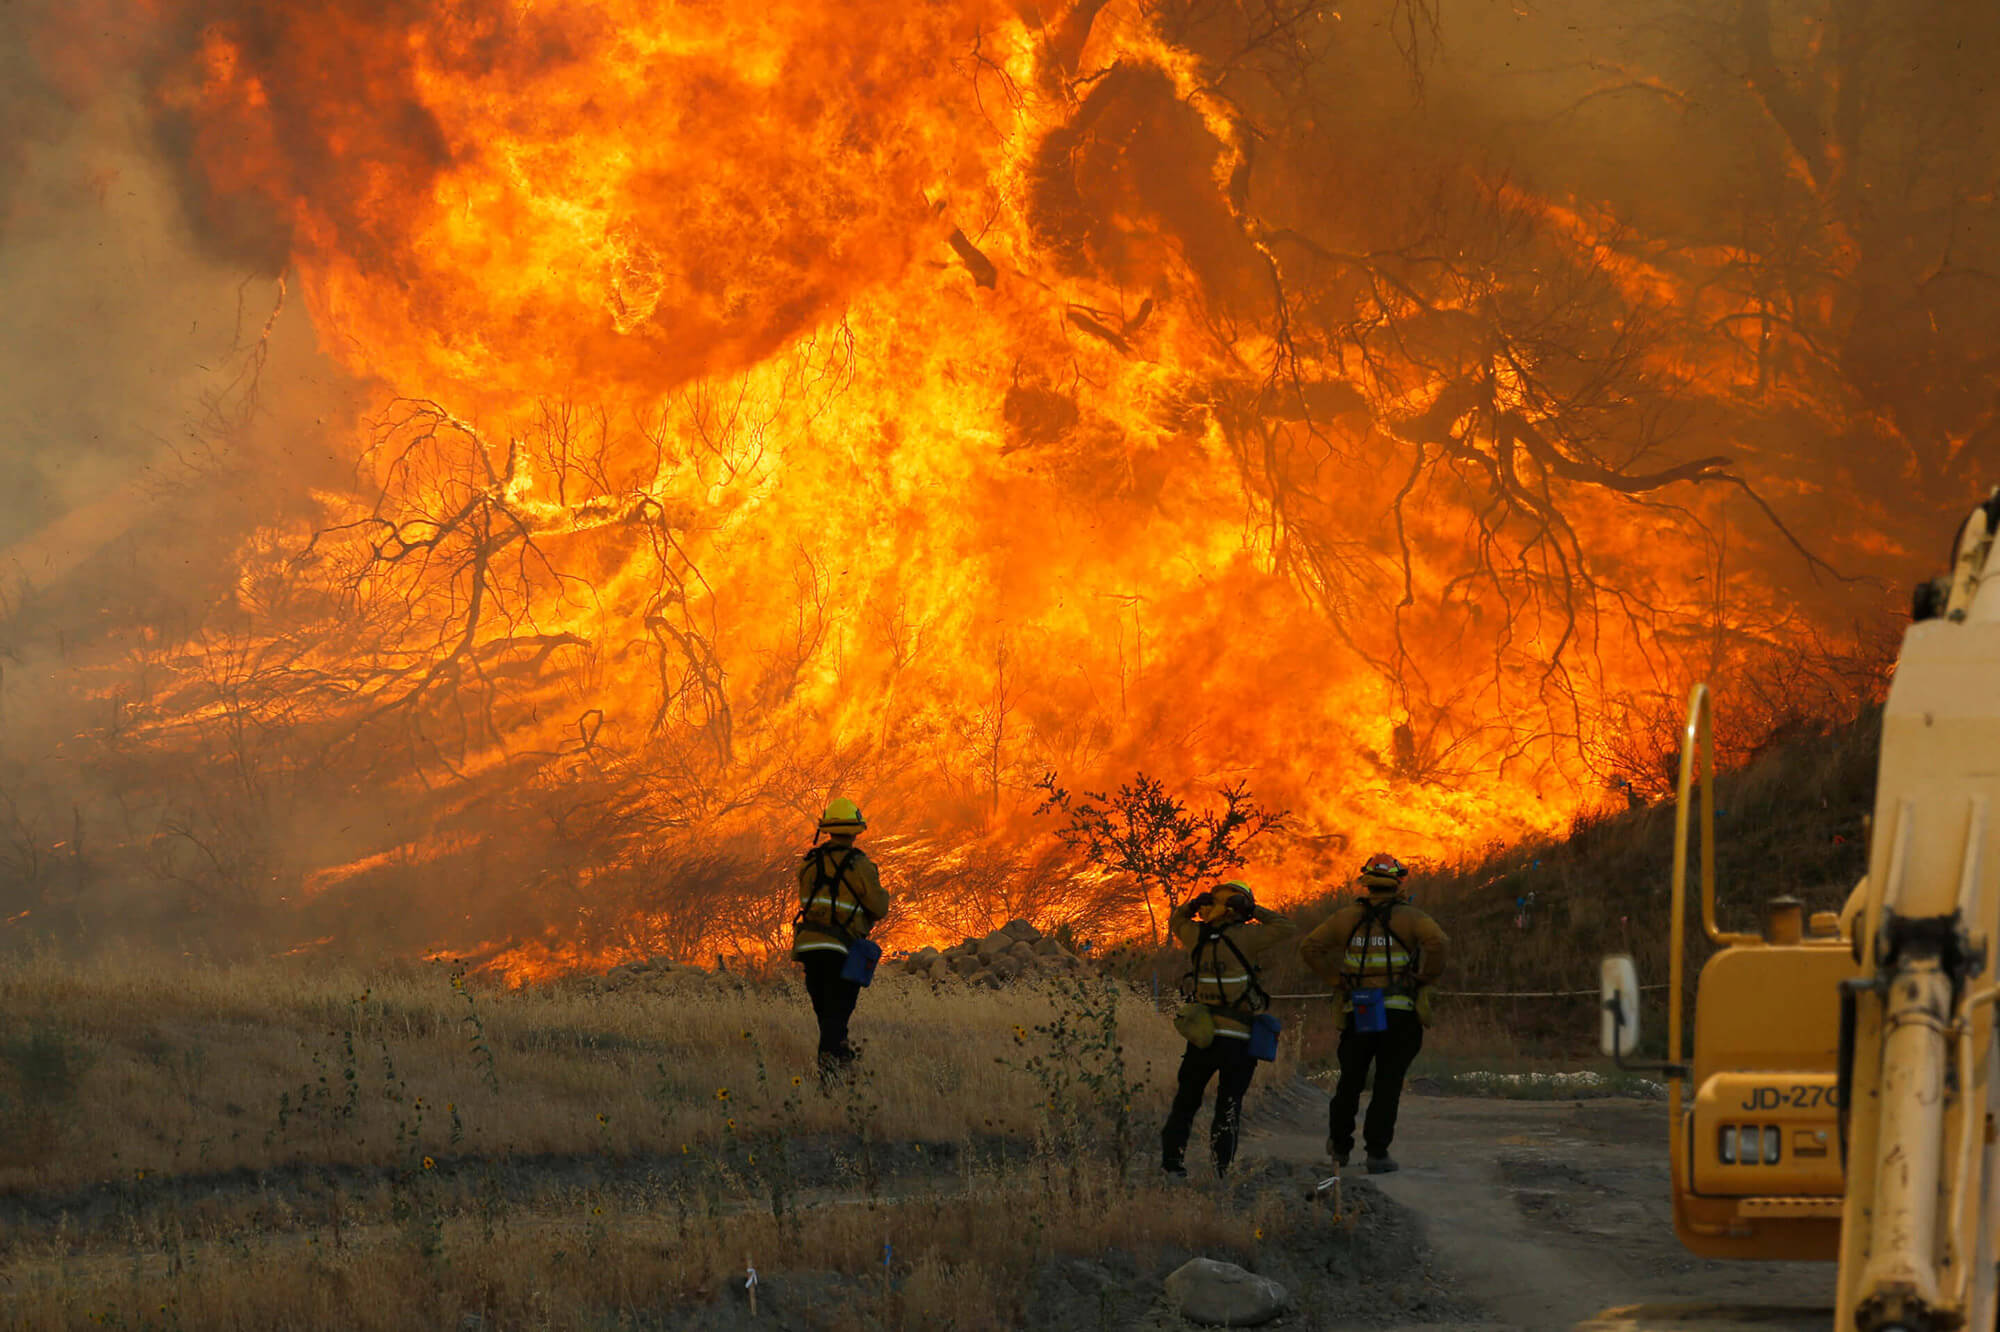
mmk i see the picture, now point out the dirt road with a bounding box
[1245,1086,1834,1331]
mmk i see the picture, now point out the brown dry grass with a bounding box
[0,950,1309,1330]
[4,1162,1283,1331]
[0,951,1194,1192]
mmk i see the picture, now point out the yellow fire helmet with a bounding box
[1201,880,1256,921]
[1359,852,1408,892]
[817,797,867,834]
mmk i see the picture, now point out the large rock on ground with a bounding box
[1163,1257,1288,1327]
[889,923,1088,987]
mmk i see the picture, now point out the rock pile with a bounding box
[594,959,752,994]
[898,919,1088,987]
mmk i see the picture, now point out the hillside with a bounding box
[1080,700,1872,1056]
[1170,707,1883,1058]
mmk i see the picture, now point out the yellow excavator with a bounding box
[1592,490,2000,1332]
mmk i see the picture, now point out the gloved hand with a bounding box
[1188,890,1216,910]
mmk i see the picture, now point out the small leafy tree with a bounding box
[1035,772,1286,943]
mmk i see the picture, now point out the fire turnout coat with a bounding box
[1298,893,1449,1020]
[790,842,888,960]
[1169,901,1300,1041]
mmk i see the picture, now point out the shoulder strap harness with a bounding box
[796,845,869,940]
[1341,899,1420,993]
[1181,923,1271,1017]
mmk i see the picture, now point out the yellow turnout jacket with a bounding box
[1299,893,1448,1017]
[1169,900,1300,1041]
[791,842,888,959]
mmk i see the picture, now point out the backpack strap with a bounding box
[1342,899,1418,992]
[1186,923,1270,1016]
[1220,929,1271,1013]
[798,845,867,940]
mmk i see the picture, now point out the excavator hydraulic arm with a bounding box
[1838,491,2000,1332]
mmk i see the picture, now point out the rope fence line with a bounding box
[1264,984,1674,1001]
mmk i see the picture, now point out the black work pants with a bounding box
[1161,1037,1259,1174]
[799,950,861,1067]
[1328,1008,1424,1158]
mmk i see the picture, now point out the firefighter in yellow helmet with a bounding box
[1298,853,1449,1173]
[791,798,890,1077]
[1160,880,1299,1177]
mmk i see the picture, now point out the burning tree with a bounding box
[1036,773,1286,943]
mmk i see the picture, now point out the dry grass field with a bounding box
[0,952,1310,1330]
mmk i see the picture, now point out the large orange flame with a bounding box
[45,0,1905,976]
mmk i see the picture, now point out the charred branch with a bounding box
[947,227,998,288]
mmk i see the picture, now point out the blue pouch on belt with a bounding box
[1247,1012,1282,1062]
[841,938,882,986]
[1350,987,1389,1033]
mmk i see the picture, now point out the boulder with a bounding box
[989,955,1023,982]
[948,953,983,978]
[975,929,1014,960]
[1002,918,1042,942]
[1162,1258,1288,1328]
[1005,939,1036,961]
[909,946,941,967]
[943,941,977,959]
[1031,936,1064,956]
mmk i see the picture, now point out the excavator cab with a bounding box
[1599,684,1857,1263]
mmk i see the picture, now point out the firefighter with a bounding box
[790,797,889,1077]
[1298,853,1448,1174]
[1161,881,1300,1178]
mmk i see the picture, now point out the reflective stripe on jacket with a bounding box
[1298,894,1448,1015]
[1345,917,1418,1009]
[1169,901,1300,1040]
[791,844,888,959]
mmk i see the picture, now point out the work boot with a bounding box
[816,1046,857,1088]
[1162,1161,1188,1180]
[1365,1153,1399,1175]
